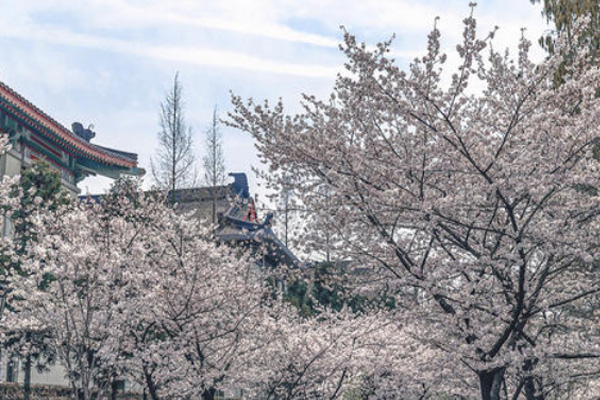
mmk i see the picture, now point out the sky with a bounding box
[0,0,550,206]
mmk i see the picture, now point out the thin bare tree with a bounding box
[203,107,226,223]
[151,73,197,196]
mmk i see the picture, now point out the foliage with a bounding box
[0,173,397,400]
[10,161,70,254]
[230,5,600,400]
[284,262,394,317]
[3,161,69,400]
[531,0,600,84]
[0,132,442,400]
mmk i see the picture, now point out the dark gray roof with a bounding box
[168,173,299,268]
[84,173,300,268]
[215,205,299,267]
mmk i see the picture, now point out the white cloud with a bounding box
[0,0,550,78]
[0,0,341,47]
[0,0,554,196]
[0,22,340,79]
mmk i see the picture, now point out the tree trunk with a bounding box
[478,368,505,400]
[524,377,545,400]
[522,358,544,400]
[110,376,119,400]
[24,352,32,400]
[202,387,216,400]
[144,367,160,400]
[284,203,288,248]
[212,191,217,224]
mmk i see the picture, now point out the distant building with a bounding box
[0,80,143,195]
[168,172,299,268]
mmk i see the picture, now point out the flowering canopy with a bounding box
[230,9,600,400]
[0,168,394,400]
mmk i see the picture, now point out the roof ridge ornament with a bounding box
[71,122,96,142]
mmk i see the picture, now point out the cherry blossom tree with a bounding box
[10,198,140,399]
[0,133,479,400]
[5,161,70,400]
[242,306,445,400]
[8,177,388,400]
[109,185,391,400]
[0,133,20,323]
[0,179,20,326]
[230,8,600,400]
[113,195,270,400]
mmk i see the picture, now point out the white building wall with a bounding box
[7,359,69,387]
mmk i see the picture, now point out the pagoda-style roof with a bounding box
[0,80,141,176]
[82,173,300,268]
[170,173,299,268]
[216,208,299,268]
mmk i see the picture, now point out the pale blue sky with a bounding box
[0,0,549,200]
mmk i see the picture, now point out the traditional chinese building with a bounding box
[0,80,297,393]
[0,80,143,387]
[0,80,143,194]
[171,172,299,268]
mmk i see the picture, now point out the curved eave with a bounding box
[78,159,144,179]
[0,81,137,169]
[218,214,300,266]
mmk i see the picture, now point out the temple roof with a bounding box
[216,208,300,267]
[0,80,140,172]
[169,173,299,267]
[82,173,300,268]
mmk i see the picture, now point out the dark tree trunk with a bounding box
[110,376,119,400]
[478,368,505,400]
[524,377,545,400]
[144,367,160,400]
[522,358,544,400]
[202,387,217,400]
[24,352,32,400]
